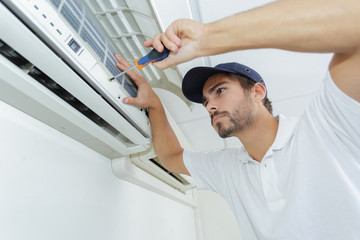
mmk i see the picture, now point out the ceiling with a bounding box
[152,0,332,151]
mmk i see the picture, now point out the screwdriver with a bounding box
[109,47,170,81]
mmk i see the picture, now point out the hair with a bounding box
[224,73,273,115]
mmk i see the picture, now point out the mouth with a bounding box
[211,112,228,125]
[212,115,223,124]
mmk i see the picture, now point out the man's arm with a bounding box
[146,98,190,175]
[147,0,360,101]
[114,54,190,175]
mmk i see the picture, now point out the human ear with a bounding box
[253,83,266,103]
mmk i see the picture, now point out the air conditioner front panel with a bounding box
[2,0,152,141]
[0,2,150,155]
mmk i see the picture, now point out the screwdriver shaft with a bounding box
[109,65,136,81]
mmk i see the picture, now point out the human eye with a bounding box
[202,97,208,107]
[216,87,225,95]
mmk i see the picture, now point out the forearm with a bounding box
[113,54,187,172]
[201,0,360,55]
[148,100,184,169]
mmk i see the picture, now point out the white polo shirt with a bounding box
[183,72,360,240]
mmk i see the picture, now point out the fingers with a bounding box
[114,54,157,109]
[114,54,146,86]
[122,96,137,105]
[144,39,154,48]
[152,57,173,70]
[144,35,163,52]
[145,33,181,53]
[158,33,180,52]
[114,53,132,70]
[165,23,182,48]
[123,96,145,108]
[152,34,165,51]
[152,54,184,69]
[143,33,181,69]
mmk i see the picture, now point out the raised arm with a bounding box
[147,0,360,101]
[114,54,190,175]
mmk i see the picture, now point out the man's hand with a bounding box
[144,19,205,70]
[114,54,189,175]
[114,54,161,109]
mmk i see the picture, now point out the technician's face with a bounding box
[202,74,256,138]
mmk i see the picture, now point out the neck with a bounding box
[237,112,279,162]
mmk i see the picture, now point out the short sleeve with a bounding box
[312,72,360,143]
[183,150,226,192]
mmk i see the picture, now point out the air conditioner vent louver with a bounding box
[0,40,28,67]
[149,158,191,186]
[0,39,132,143]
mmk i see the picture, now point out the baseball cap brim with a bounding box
[182,62,266,104]
[182,67,239,103]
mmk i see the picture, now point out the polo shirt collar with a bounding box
[237,114,298,163]
[271,114,298,151]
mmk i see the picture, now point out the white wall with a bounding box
[0,100,197,240]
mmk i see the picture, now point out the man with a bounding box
[115,0,360,239]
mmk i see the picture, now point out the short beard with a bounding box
[211,98,255,138]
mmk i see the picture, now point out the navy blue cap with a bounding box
[182,62,266,103]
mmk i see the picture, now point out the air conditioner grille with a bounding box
[60,4,80,32]
[66,0,83,19]
[49,0,138,97]
[50,0,61,8]
[83,0,163,82]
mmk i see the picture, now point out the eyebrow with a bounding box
[202,82,227,105]
[208,82,227,95]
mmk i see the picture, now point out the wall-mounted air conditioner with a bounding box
[0,0,193,193]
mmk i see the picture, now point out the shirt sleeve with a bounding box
[183,150,226,192]
[309,71,360,146]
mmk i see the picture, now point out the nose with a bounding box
[205,99,218,114]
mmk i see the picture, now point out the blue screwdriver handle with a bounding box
[135,47,170,69]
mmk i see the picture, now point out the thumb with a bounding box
[152,57,175,70]
[123,97,140,106]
